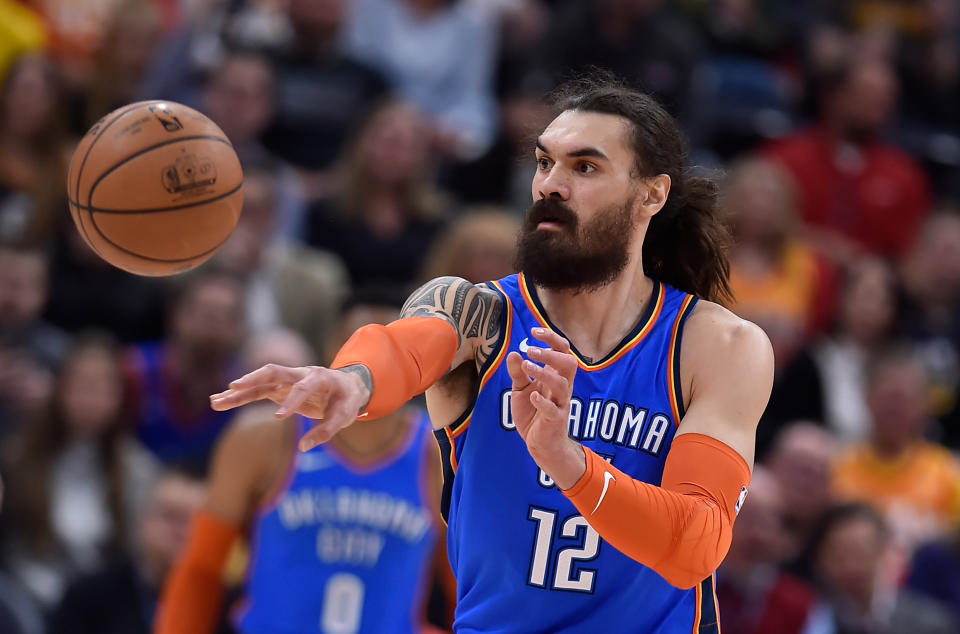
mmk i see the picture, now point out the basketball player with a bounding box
[154,298,443,634]
[211,76,774,632]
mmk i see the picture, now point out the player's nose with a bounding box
[537,169,570,201]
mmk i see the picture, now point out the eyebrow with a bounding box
[536,138,608,161]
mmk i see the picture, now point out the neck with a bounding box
[535,254,652,363]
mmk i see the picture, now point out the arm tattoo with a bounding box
[336,364,373,412]
[401,276,504,366]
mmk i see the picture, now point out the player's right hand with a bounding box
[210,364,371,450]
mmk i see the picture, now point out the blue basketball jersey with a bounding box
[237,411,438,634]
[434,273,718,633]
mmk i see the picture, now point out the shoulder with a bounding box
[212,406,293,475]
[218,405,291,453]
[683,300,774,369]
[679,300,774,409]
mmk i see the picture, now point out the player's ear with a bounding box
[640,174,671,217]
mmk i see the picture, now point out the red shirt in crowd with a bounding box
[764,126,931,258]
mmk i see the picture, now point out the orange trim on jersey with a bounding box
[447,280,513,441]
[444,426,459,472]
[518,273,664,371]
[692,580,703,633]
[712,578,722,633]
[668,294,695,425]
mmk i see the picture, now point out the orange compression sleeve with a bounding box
[562,433,751,589]
[153,510,239,634]
[331,317,460,420]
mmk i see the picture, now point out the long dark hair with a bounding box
[3,333,129,556]
[549,73,733,305]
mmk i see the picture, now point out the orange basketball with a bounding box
[67,100,244,276]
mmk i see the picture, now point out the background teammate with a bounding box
[154,293,445,634]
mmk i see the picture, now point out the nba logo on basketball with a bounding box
[162,154,217,195]
[148,103,183,132]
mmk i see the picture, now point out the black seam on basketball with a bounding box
[68,199,104,258]
[68,181,243,214]
[72,101,147,252]
[88,208,236,263]
[86,135,233,209]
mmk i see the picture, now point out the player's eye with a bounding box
[577,162,596,174]
[536,157,552,171]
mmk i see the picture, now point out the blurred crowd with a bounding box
[1,0,960,633]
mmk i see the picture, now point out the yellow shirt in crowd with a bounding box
[832,441,960,546]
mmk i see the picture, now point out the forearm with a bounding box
[153,511,238,634]
[561,434,750,589]
[331,317,459,419]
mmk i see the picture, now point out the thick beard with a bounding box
[515,197,636,292]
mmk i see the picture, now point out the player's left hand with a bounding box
[506,327,586,490]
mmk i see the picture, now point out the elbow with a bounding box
[659,568,713,590]
[653,536,732,590]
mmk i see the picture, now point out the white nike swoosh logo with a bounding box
[519,337,530,353]
[591,471,615,515]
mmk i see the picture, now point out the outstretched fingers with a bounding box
[210,384,282,411]
[298,399,358,451]
[228,364,306,390]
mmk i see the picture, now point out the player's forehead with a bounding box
[538,110,634,162]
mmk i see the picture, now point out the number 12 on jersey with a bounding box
[527,506,601,593]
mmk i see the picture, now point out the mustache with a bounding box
[524,198,578,230]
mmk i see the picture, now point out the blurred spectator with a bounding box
[908,530,960,629]
[0,243,68,370]
[764,257,897,450]
[831,347,960,554]
[897,1,960,197]
[764,422,836,563]
[0,1,45,84]
[43,221,168,342]
[200,52,307,241]
[764,55,931,261]
[716,467,820,634]
[47,467,223,634]
[419,207,520,283]
[345,0,499,161]
[536,0,703,118]
[802,503,957,634]
[307,100,449,288]
[897,211,960,447]
[261,0,388,180]
[0,243,68,437]
[2,334,159,608]
[0,54,73,244]
[200,50,275,167]
[27,0,176,89]
[213,168,349,355]
[724,158,832,372]
[442,66,553,207]
[80,0,165,130]
[125,271,246,467]
[691,0,789,59]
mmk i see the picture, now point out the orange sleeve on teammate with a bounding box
[562,433,750,589]
[153,510,239,634]
[332,317,459,420]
